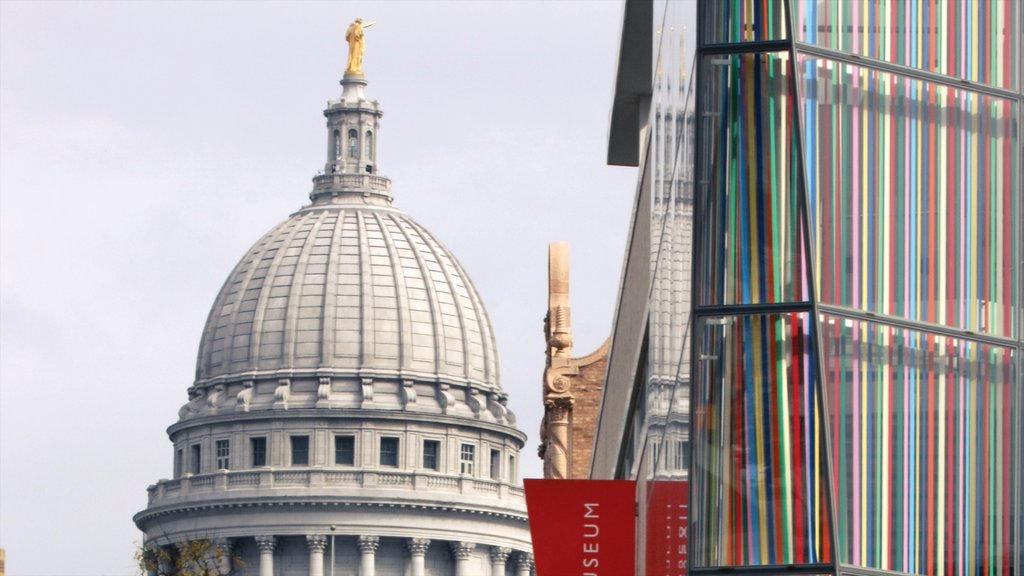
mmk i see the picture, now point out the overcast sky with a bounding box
[0,2,639,574]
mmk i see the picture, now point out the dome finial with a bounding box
[345,17,376,76]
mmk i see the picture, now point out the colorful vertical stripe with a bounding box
[696,52,810,306]
[704,0,787,44]
[692,313,832,567]
[799,56,1020,338]
[794,0,1019,90]
[821,315,1018,576]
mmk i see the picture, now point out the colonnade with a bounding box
[249,534,533,576]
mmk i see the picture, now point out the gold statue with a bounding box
[345,18,376,76]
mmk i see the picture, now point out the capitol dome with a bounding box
[135,46,532,576]
[196,200,499,392]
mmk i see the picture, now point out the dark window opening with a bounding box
[380,437,399,467]
[291,435,309,466]
[335,435,355,466]
[423,440,440,471]
[251,437,267,467]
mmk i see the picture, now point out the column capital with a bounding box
[357,535,380,553]
[254,535,277,552]
[450,541,475,560]
[406,538,431,556]
[306,534,328,551]
[490,546,511,563]
[514,551,534,570]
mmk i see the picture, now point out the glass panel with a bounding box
[799,56,1020,338]
[692,313,832,567]
[696,52,812,306]
[821,315,1018,575]
[794,0,1019,91]
[705,0,788,44]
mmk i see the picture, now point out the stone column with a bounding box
[213,538,233,575]
[489,547,511,576]
[254,535,276,576]
[357,535,380,576]
[406,538,430,576]
[450,542,475,576]
[307,535,327,576]
[514,552,533,576]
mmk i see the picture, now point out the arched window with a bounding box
[348,129,358,159]
[364,131,374,161]
[333,130,341,159]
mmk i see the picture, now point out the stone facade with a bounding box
[135,63,532,575]
[537,243,608,480]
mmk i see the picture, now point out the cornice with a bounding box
[133,496,530,526]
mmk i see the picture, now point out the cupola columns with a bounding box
[312,73,392,204]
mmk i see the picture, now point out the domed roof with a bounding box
[195,197,500,390]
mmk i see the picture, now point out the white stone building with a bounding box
[134,67,533,576]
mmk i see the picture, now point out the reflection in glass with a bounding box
[704,0,787,44]
[821,315,1018,576]
[697,52,811,306]
[794,0,1019,90]
[799,56,1020,338]
[692,313,832,567]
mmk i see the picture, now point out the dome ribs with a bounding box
[407,218,471,381]
[443,244,499,389]
[355,210,374,366]
[318,209,347,369]
[373,211,413,372]
[249,212,316,372]
[281,209,331,368]
[391,215,445,377]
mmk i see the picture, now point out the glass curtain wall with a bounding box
[691,2,1023,576]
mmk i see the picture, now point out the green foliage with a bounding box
[136,539,244,576]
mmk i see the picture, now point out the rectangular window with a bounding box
[460,444,475,475]
[490,449,501,480]
[290,435,309,466]
[335,435,355,466]
[189,444,201,474]
[422,440,440,471]
[508,455,516,483]
[251,437,267,467]
[174,448,183,478]
[380,437,399,467]
[215,439,230,470]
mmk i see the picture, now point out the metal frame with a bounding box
[687,1,1024,576]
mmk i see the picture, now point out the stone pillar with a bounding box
[307,535,327,576]
[489,547,511,576]
[514,552,533,576]
[213,538,233,575]
[406,538,430,576]
[450,542,475,576]
[254,536,276,576]
[357,535,380,576]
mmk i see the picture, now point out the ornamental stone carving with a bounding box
[486,392,507,423]
[206,384,226,413]
[406,538,431,556]
[514,552,534,571]
[316,377,332,408]
[361,378,374,408]
[465,387,482,418]
[489,546,511,563]
[357,535,380,553]
[306,534,328,551]
[437,383,455,414]
[178,386,205,420]
[450,541,475,560]
[401,380,417,408]
[235,380,254,412]
[254,535,276,552]
[273,378,291,409]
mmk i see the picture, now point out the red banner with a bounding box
[524,479,636,576]
[645,480,689,576]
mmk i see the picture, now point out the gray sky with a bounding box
[0,1,637,574]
